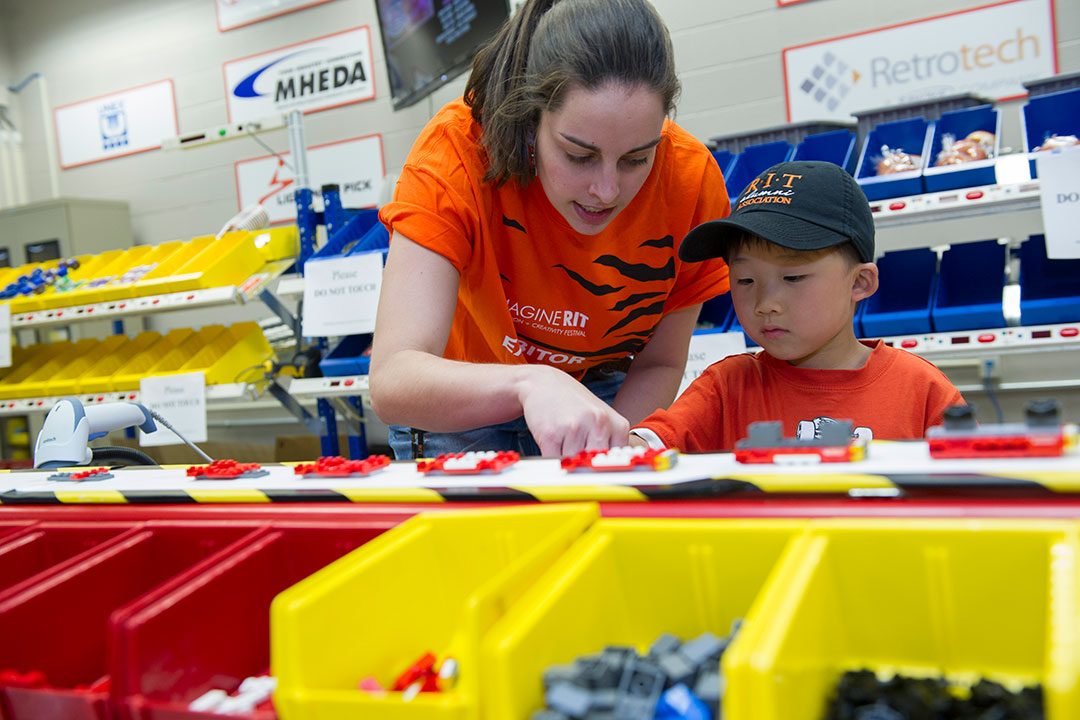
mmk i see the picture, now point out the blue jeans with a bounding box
[388,369,626,459]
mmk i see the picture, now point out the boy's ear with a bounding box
[851,262,879,303]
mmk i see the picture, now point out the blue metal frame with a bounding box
[294,181,371,460]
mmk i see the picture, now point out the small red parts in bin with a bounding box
[417,450,520,474]
[734,420,867,464]
[359,653,458,701]
[46,467,113,482]
[293,455,391,478]
[562,446,678,472]
[0,669,47,688]
[188,675,277,714]
[186,459,270,480]
[927,400,1079,459]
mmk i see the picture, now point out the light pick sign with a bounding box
[677,331,748,398]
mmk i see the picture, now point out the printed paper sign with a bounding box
[223,27,375,123]
[784,0,1056,122]
[139,372,208,447]
[234,134,385,223]
[0,304,10,369]
[54,80,177,168]
[302,252,383,337]
[676,331,748,398]
[1037,149,1080,259]
[215,0,336,32]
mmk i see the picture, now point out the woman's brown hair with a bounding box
[464,0,679,187]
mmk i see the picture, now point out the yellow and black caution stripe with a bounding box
[0,470,1077,505]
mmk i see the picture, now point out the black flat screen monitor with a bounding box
[376,0,510,111]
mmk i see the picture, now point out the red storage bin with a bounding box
[112,522,392,720]
[0,522,137,599]
[0,522,264,720]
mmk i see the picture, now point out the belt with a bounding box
[583,356,632,379]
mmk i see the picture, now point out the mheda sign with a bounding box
[784,0,1056,122]
[223,27,375,123]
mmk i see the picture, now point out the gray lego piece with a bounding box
[574,653,622,689]
[693,670,723,701]
[737,420,855,449]
[546,682,592,719]
[681,631,725,667]
[589,688,617,711]
[656,651,695,686]
[543,663,579,690]
[648,632,682,658]
[613,658,665,720]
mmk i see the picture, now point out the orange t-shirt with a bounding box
[636,340,965,452]
[379,98,731,376]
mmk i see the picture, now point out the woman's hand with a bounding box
[517,365,630,457]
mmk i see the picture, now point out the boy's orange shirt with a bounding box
[638,340,965,452]
[379,98,731,377]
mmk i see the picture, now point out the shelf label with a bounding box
[0,304,9,368]
[1037,149,1080,259]
[677,331,747,398]
[139,372,208,447]
[302,252,382,337]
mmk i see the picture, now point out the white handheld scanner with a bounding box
[34,397,157,468]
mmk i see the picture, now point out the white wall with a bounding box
[0,0,1076,248]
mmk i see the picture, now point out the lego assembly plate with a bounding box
[0,442,1079,502]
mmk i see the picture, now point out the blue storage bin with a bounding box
[310,207,381,261]
[318,334,373,376]
[712,150,735,179]
[699,292,734,330]
[791,129,858,174]
[344,219,390,256]
[855,117,933,200]
[1019,235,1080,325]
[724,141,794,199]
[931,240,1006,331]
[859,248,938,337]
[1022,87,1080,177]
[922,105,1000,192]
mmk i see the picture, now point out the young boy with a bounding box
[630,160,963,452]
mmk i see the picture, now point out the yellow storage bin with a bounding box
[130,236,215,293]
[723,519,1080,720]
[0,344,41,383]
[134,231,265,294]
[72,331,163,395]
[0,338,98,399]
[108,328,197,391]
[271,503,600,720]
[174,321,272,385]
[0,343,71,399]
[253,225,298,262]
[35,334,131,397]
[65,245,156,305]
[37,250,126,310]
[88,240,186,304]
[482,518,804,720]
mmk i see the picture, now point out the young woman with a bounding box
[370,0,730,458]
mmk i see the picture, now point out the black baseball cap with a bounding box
[680,160,875,264]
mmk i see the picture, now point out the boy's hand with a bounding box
[627,434,649,449]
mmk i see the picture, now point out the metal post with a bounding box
[287,110,317,273]
[317,398,339,457]
[346,396,368,459]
